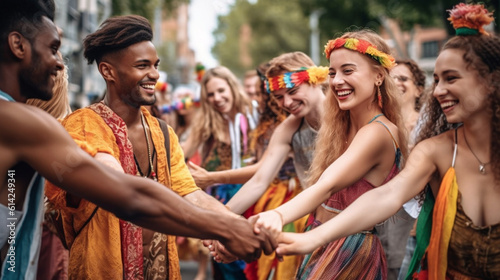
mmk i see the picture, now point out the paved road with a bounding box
[180,260,213,280]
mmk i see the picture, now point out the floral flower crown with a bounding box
[265,66,329,94]
[447,3,494,36]
[159,96,201,114]
[324,38,395,69]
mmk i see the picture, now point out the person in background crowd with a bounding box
[243,70,260,102]
[182,65,258,280]
[375,59,427,280]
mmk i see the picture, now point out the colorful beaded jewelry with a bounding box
[324,38,396,69]
[265,66,329,94]
[159,96,201,114]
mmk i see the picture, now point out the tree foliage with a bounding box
[299,0,499,40]
[212,0,309,77]
[213,0,500,74]
[112,0,189,20]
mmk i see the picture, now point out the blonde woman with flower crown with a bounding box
[252,30,408,279]
[275,3,500,280]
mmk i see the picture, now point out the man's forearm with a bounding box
[124,178,233,240]
[184,190,240,218]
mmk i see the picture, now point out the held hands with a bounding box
[187,161,213,189]
[219,214,277,263]
[205,240,238,263]
[251,210,284,240]
[276,232,319,256]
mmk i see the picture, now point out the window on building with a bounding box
[422,41,439,58]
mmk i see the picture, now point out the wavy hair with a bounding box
[190,66,254,154]
[395,59,426,111]
[308,29,408,186]
[415,34,500,182]
[266,51,316,78]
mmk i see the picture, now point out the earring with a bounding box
[376,82,382,108]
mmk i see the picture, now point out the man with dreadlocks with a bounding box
[45,15,272,279]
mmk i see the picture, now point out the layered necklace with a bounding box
[463,129,490,175]
[134,111,157,181]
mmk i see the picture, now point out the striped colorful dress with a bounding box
[297,118,401,280]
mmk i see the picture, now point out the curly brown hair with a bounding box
[395,59,426,111]
[416,34,500,182]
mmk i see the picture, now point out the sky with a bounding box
[188,0,234,68]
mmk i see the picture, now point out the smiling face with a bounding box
[391,64,421,107]
[205,76,235,115]
[271,83,317,117]
[328,48,381,111]
[19,16,63,101]
[110,41,160,107]
[243,75,259,101]
[433,48,489,123]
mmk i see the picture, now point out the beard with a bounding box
[123,88,157,108]
[19,51,53,101]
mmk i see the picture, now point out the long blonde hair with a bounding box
[190,66,254,154]
[26,52,71,119]
[308,30,408,185]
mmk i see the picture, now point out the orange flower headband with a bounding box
[447,3,494,36]
[324,38,395,69]
[265,66,329,94]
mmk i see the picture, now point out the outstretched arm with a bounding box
[253,123,413,234]
[225,116,299,214]
[188,159,263,189]
[276,139,438,255]
[1,104,272,261]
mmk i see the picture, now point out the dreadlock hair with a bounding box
[83,15,153,65]
[395,59,426,111]
[308,29,408,186]
[416,34,500,182]
[0,0,55,54]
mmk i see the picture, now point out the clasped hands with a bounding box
[205,210,286,263]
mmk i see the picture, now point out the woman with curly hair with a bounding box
[392,59,426,138]
[276,3,500,280]
[253,29,408,279]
